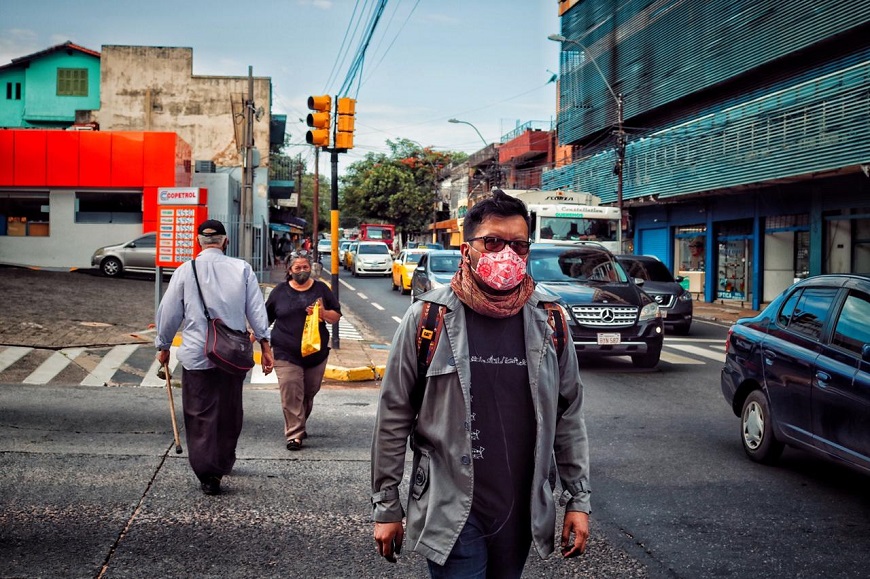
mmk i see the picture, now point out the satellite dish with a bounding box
[255,106,265,122]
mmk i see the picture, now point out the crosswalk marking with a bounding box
[0,347,31,373]
[140,345,181,387]
[80,344,141,386]
[1,337,727,387]
[672,344,725,363]
[23,347,85,384]
[660,350,705,365]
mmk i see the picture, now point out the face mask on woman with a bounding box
[291,270,311,284]
[470,246,527,291]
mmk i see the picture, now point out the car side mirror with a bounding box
[674,275,684,282]
[863,344,870,363]
[633,277,645,286]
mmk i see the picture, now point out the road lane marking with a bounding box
[665,337,725,343]
[357,292,368,299]
[340,279,355,291]
[80,344,139,386]
[23,348,85,384]
[392,316,403,324]
[372,303,384,311]
[0,347,30,373]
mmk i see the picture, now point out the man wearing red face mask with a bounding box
[371,189,591,578]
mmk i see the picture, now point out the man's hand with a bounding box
[156,349,170,366]
[560,511,589,558]
[374,521,404,563]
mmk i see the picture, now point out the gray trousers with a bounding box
[181,367,244,481]
[275,358,327,441]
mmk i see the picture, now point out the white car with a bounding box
[351,241,393,277]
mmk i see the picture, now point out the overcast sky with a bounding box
[1,0,562,170]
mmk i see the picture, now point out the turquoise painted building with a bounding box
[0,41,101,128]
[548,1,870,309]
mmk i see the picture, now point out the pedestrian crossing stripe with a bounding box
[1,340,727,387]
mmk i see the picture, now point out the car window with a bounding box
[431,255,460,272]
[406,252,424,264]
[135,235,156,248]
[621,258,673,282]
[777,289,801,327]
[785,287,838,340]
[831,290,870,355]
[359,244,390,255]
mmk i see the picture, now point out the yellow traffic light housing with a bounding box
[335,97,356,150]
[306,95,332,148]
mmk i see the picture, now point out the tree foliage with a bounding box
[340,139,467,239]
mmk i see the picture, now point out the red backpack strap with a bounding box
[542,302,569,359]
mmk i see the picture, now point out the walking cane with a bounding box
[162,362,183,454]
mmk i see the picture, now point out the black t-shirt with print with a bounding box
[265,280,341,368]
[465,306,535,532]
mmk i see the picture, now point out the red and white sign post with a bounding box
[154,187,209,308]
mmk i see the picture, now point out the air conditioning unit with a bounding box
[195,160,216,173]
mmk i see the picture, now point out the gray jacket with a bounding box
[371,286,591,565]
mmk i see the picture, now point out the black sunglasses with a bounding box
[467,236,531,255]
[289,250,311,259]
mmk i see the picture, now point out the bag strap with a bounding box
[411,301,446,413]
[190,258,212,321]
[542,302,568,359]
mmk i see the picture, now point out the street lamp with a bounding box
[447,118,502,189]
[548,33,625,251]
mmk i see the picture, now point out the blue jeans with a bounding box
[427,511,531,579]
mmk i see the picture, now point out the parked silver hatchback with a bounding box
[91,232,163,277]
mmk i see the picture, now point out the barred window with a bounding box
[57,68,88,96]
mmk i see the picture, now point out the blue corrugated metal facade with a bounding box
[548,0,870,309]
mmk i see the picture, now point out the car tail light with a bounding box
[724,326,733,355]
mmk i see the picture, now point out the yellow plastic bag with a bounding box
[301,300,322,356]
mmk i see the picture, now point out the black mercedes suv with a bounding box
[528,243,664,368]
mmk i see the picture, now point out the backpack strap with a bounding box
[542,302,569,359]
[411,301,446,413]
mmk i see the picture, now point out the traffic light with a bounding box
[335,97,356,150]
[306,95,332,148]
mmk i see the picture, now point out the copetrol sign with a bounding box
[155,188,208,268]
[157,187,201,205]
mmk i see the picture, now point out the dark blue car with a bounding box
[721,274,870,474]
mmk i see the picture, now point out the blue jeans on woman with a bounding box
[426,511,532,579]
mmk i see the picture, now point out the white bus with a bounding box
[502,189,621,253]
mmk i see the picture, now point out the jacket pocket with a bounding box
[411,453,430,501]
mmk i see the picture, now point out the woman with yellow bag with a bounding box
[265,250,341,451]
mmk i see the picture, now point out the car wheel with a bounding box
[401,278,410,295]
[741,390,784,464]
[631,344,661,368]
[101,257,123,277]
[352,264,359,277]
[391,277,398,291]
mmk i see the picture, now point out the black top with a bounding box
[465,307,535,532]
[265,280,341,368]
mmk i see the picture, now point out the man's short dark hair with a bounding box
[464,189,529,240]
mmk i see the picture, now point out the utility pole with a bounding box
[312,146,320,260]
[615,93,625,252]
[240,66,255,262]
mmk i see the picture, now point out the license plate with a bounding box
[597,333,621,345]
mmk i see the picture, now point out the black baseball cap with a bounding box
[197,219,227,235]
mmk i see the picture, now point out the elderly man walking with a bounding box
[156,219,274,495]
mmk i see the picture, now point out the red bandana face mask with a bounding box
[471,246,527,291]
